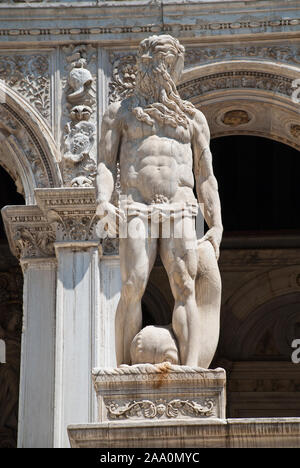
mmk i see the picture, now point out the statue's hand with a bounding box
[96,201,126,238]
[198,226,223,260]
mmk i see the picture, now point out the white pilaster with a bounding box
[98,253,121,368]
[18,258,57,448]
[54,241,100,448]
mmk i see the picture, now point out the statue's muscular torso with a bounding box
[117,101,198,205]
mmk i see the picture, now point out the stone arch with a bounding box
[0,82,62,204]
[179,60,300,151]
[219,266,300,359]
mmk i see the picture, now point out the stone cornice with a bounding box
[0,1,300,44]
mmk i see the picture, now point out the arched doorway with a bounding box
[0,83,62,447]
[211,135,300,233]
[0,166,24,448]
[210,135,300,418]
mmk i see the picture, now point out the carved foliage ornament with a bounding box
[13,227,55,259]
[0,54,50,124]
[0,104,50,188]
[106,398,214,420]
[46,208,98,242]
[109,53,137,103]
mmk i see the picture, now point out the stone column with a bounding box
[3,188,123,448]
[36,188,117,447]
[98,245,121,368]
[53,240,100,447]
[2,205,57,448]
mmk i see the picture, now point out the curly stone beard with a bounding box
[133,60,195,129]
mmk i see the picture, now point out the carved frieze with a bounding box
[178,71,294,101]
[0,53,51,124]
[106,398,215,420]
[61,45,97,188]
[184,44,300,68]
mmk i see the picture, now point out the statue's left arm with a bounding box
[192,109,223,259]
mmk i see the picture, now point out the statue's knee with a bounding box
[173,271,195,299]
[122,274,146,302]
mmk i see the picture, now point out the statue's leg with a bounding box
[194,240,222,368]
[159,216,199,367]
[115,216,157,366]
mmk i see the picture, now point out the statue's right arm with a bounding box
[96,102,122,205]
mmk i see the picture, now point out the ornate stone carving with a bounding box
[0,12,299,39]
[13,227,55,259]
[0,54,51,124]
[109,53,137,103]
[0,103,51,189]
[46,209,97,242]
[61,45,97,188]
[221,110,251,127]
[185,44,300,67]
[106,398,214,420]
[2,205,56,260]
[178,71,294,101]
[93,364,226,422]
[35,187,99,243]
[290,124,300,138]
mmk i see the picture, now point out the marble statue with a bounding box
[96,35,222,368]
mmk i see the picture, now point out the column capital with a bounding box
[35,187,100,244]
[2,204,56,261]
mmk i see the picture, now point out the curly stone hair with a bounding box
[133,35,195,129]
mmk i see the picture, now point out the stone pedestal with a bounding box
[68,363,227,448]
[93,364,226,423]
[67,364,300,448]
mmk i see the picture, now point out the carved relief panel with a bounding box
[60,45,97,188]
[0,52,53,128]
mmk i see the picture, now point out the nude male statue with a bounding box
[96,35,223,368]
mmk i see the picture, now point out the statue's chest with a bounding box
[123,114,192,144]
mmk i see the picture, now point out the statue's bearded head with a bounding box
[133,35,195,129]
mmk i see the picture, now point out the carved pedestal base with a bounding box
[68,363,227,448]
[92,363,226,423]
